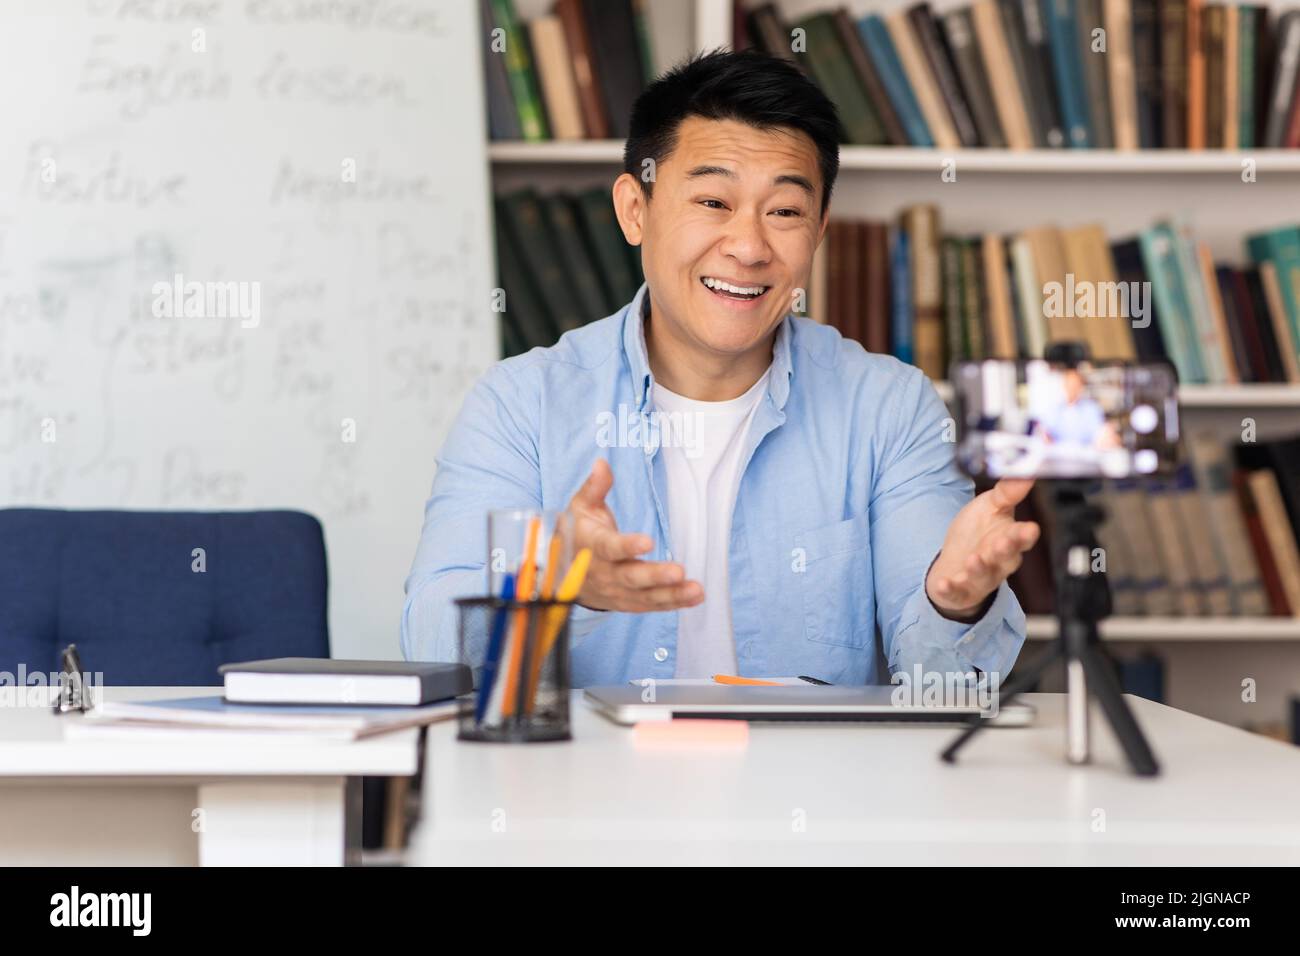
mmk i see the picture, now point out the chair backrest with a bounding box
[0,509,330,685]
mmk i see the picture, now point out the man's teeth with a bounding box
[703,277,767,296]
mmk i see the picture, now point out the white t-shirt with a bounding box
[653,369,770,678]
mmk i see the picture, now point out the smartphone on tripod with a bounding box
[950,358,1179,481]
[941,354,1170,777]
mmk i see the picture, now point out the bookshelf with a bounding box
[484,0,1300,732]
[492,140,1300,174]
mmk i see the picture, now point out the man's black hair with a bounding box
[623,49,843,215]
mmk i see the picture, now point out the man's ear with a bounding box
[815,207,830,247]
[611,173,646,246]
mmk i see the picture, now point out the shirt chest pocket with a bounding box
[793,513,875,649]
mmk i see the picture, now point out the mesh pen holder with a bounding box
[456,596,573,743]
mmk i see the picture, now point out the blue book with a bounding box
[856,15,934,147]
[1117,653,1165,703]
[1042,0,1092,147]
[890,227,913,365]
[1138,224,1206,384]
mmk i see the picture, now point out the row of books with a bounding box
[494,188,643,355]
[740,1,1300,149]
[812,207,1300,384]
[1007,433,1300,618]
[481,0,656,142]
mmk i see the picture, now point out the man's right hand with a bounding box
[567,459,704,613]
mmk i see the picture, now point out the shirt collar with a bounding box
[623,282,795,413]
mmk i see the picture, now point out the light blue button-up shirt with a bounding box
[402,285,1026,686]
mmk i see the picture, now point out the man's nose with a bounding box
[718,211,772,267]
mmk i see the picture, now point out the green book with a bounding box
[941,237,967,363]
[796,13,888,144]
[573,187,640,309]
[494,198,559,352]
[500,311,528,358]
[498,190,587,336]
[1170,222,1229,383]
[960,238,986,361]
[1238,6,1258,149]
[1138,224,1206,384]
[1246,226,1300,367]
[632,0,656,85]
[541,194,609,322]
[490,0,549,140]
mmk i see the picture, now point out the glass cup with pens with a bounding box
[456,509,591,743]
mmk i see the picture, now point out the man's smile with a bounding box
[700,275,772,304]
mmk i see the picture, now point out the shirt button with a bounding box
[654,647,669,662]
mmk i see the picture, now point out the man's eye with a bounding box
[772,208,802,218]
[699,199,727,210]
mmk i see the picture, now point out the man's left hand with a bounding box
[925,479,1041,622]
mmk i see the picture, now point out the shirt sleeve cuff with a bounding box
[891,579,1026,681]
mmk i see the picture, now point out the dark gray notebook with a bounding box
[219,658,471,706]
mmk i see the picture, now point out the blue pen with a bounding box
[474,572,515,725]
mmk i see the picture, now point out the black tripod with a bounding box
[940,480,1160,776]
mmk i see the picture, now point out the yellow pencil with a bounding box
[522,523,567,712]
[523,548,592,711]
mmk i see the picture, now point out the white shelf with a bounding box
[933,380,1300,407]
[489,141,1300,173]
[1026,615,1300,641]
[1171,384,1300,406]
[838,148,1300,174]
[489,140,626,163]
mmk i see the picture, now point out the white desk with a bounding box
[0,687,419,866]
[412,692,1300,865]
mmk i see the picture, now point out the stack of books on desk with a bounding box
[69,660,471,742]
[72,697,459,742]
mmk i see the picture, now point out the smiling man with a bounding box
[402,50,1039,686]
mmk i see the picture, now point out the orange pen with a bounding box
[712,674,781,687]
[500,516,541,718]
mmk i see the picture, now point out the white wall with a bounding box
[0,0,497,660]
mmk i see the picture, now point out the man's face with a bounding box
[1062,369,1085,403]
[613,116,827,359]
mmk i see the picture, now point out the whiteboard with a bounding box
[0,1,497,660]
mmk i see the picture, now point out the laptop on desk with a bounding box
[583,684,1035,727]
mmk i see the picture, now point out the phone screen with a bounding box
[953,360,1180,480]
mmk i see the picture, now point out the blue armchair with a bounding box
[0,509,330,685]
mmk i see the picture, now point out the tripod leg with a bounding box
[1079,644,1160,777]
[940,643,1059,764]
